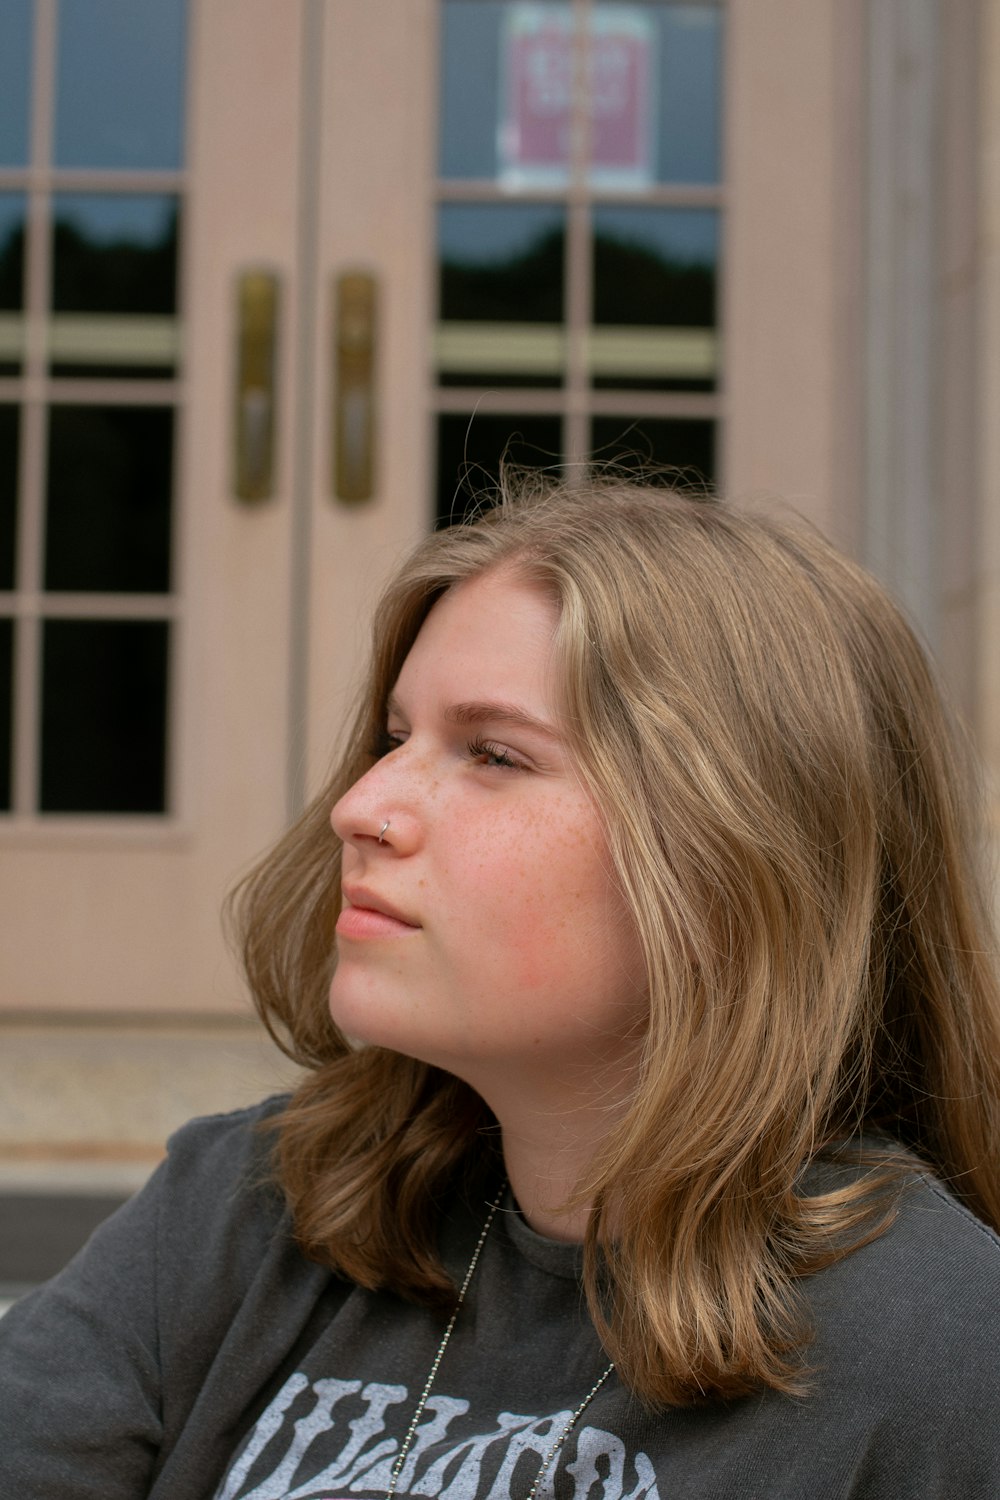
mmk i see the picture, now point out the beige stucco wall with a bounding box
[725,0,864,551]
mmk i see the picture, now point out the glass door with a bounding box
[432,0,724,522]
[302,0,725,787]
[1,0,186,822]
[1,0,726,1013]
[0,0,306,1031]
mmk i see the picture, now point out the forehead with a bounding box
[393,568,561,706]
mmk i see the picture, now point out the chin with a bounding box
[329,979,422,1059]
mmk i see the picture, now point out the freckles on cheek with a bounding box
[462,818,595,994]
[460,857,552,993]
[494,873,581,994]
[504,912,559,993]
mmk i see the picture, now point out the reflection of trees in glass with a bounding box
[52,206,179,314]
[593,233,715,327]
[41,619,168,814]
[439,224,715,328]
[46,406,173,593]
[0,404,18,589]
[0,222,24,309]
[591,417,714,487]
[440,226,564,323]
[437,412,562,527]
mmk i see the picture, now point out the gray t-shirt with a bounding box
[1,1098,999,1499]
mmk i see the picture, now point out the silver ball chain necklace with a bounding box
[384,1182,616,1500]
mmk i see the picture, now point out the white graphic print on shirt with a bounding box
[215,1374,661,1500]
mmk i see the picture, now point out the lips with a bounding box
[337,885,420,939]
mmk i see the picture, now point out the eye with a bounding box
[369,727,406,760]
[466,736,524,771]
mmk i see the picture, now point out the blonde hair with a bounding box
[232,477,1000,1405]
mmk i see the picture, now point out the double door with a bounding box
[1,0,852,1032]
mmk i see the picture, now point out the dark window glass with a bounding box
[40,618,169,814]
[51,194,180,379]
[45,406,173,594]
[591,414,715,486]
[0,196,26,309]
[437,413,563,526]
[0,405,18,589]
[438,204,566,388]
[0,616,12,812]
[54,0,187,171]
[0,194,26,377]
[0,1,33,168]
[591,206,718,390]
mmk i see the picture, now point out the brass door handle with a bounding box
[333,270,377,503]
[233,270,279,501]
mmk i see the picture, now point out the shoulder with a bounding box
[158,1093,289,1200]
[680,1163,1000,1495]
[876,1167,999,1321]
[152,1093,293,1284]
[805,1164,1000,1401]
[814,1164,1000,1301]
[0,1097,321,1494]
[884,1167,1000,1273]
[773,1170,1000,1493]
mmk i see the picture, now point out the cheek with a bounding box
[503,912,564,995]
[440,821,559,977]
[453,821,632,997]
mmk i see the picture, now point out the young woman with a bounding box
[3,479,1000,1499]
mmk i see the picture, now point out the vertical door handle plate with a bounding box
[234,270,279,501]
[333,271,377,503]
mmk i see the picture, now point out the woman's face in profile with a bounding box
[329,566,648,1111]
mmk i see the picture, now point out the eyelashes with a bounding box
[367,728,524,772]
[465,736,521,771]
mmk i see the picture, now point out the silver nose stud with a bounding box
[378,819,390,843]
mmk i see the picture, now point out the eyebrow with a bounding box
[386,695,561,742]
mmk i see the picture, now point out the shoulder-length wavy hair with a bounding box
[231,477,1000,1405]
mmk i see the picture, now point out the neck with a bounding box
[487,1065,636,1241]
[500,1119,597,1242]
[449,1043,642,1242]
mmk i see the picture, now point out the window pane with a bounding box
[0,0,33,167]
[437,412,562,525]
[51,194,180,379]
[439,3,722,189]
[642,3,723,186]
[591,206,718,389]
[440,1,574,184]
[40,618,169,814]
[45,405,173,594]
[437,204,566,387]
[0,405,18,589]
[591,414,715,486]
[440,1,508,180]
[0,194,26,377]
[54,0,187,170]
[0,617,12,812]
[584,6,660,191]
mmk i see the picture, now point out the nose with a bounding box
[330,757,419,854]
